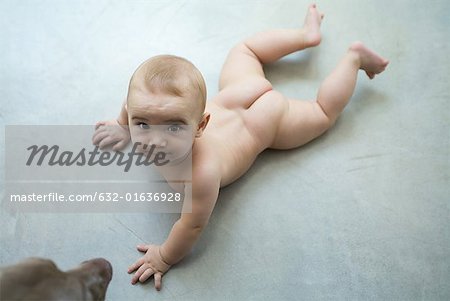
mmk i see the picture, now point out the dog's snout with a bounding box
[83,258,113,282]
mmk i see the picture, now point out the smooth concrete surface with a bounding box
[1,0,449,300]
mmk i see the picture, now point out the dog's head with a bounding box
[0,257,112,301]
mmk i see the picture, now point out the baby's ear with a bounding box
[195,113,210,138]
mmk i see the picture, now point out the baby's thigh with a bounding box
[243,90,287,148]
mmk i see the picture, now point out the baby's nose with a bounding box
[148,135,167,148]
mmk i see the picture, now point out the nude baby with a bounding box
[92,4,389,291]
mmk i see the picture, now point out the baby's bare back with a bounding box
[195,85,285,187]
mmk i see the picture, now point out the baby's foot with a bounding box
[349,42,389,79]
[302,4,324,47]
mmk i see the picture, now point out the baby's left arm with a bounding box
[128,170,220,290]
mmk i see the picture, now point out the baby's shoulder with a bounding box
[186,151,221,200]
[192,157,221,183]
[191,144,221,185]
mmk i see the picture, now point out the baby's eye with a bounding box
[138,122,150,130]
[168,125,183,132]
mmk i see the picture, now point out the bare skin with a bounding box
[93,4,389,291]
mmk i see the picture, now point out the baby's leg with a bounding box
[218,4,324,99]
[270,42,389,149]
[235,4,323,64]
[316,42,389,124]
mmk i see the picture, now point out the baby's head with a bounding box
[126,55,209,164]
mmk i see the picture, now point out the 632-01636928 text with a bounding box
[9,192,183,203]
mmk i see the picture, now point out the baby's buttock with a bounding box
[207,92,283,147]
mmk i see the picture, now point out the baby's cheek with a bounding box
[129,130,142,142]
[172,139,193,155]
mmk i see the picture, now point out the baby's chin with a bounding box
[166,150,192,166]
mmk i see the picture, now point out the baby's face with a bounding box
[127,88,201,165]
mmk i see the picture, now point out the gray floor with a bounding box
[1,0,449,300]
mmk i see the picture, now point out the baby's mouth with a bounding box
[142,149,171,157]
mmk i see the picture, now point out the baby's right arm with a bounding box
[92,98,131,150]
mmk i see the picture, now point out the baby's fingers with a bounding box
[139,268,155,283]
[128,258,144,274]
[112,140,128,151]
[154,272,163,291]
[137,244,151,252]
[98,137,116,149]
[95,121,106,130]
[131,264,148,284]
[92,130,108,145]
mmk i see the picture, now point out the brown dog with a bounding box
[0,257,112,301]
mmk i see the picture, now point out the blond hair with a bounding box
[128,55,207,116]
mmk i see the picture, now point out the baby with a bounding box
[92,4,388,291]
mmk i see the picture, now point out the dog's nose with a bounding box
[83,258,113,282]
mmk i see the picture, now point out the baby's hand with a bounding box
[92,119,130,151]
[128,244,172,291]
